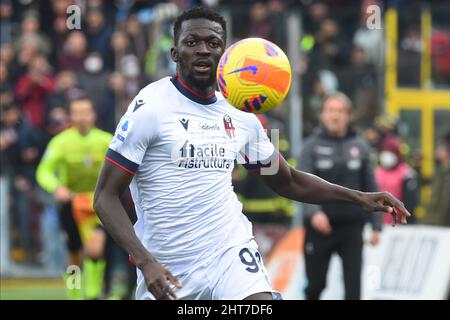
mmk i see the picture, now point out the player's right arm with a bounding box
[93,97,181,300]
[94,162,181,300]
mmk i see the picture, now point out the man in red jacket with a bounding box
[16,54,55,129]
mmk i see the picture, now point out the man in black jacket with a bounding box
[299,92,382,300]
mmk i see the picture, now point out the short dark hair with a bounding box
[68,93,93,109]
[173,6,227,45]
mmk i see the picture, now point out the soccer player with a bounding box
[37,96,112,299]
[93,7,410,300]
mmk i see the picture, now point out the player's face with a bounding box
[320,97,351,136]
[172,18,225,90]
[70,99,96,134]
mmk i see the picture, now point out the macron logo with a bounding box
[179,118,189,131]
[133,99,145,112]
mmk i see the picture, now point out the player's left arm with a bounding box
[260,155,411,224]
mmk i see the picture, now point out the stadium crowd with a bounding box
[1,0,449,299]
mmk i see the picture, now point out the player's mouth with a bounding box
[192,60,212,73]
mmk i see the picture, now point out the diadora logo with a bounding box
[179,118,189,131]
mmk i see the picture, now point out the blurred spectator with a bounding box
[43,70,77,144]
[119,54,142,97]
[353,0,384,68]
[398,25,421,87]
[1,42,19,83]
[110,30,132,70]
[375,136,419,224]
[0,0,17,45]
[248,2,273,40]
[0,101,41,260]
[339,46,377,127]
[47,0,73,68]
[45,70,78,116]
[0,59,14,106]
[422,131,450,226]
[367,114,401,151]
[303,1,329,35]
[85,7,113,66]
[309,17,352,71]
[42,106,70,147]
[58,31,88,72]
[268,0,288,51]
[431,29,450,87]
[77,52,112,131]
[14,34,42,79]
[16,54,55,129]
[12,10,51,59]
[304,74,326,134]
[303,70,339,135]
[0,42,14,65]
[103,72,131,132]
[124,14,149,67]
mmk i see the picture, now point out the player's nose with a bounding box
[195,41,210,55]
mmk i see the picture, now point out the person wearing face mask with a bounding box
[375,137,419,225]
[299,93,383,300]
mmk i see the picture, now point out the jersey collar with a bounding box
[170,75,217,105]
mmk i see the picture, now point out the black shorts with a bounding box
[59,202,83,252]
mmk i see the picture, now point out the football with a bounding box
[217,38,292,113]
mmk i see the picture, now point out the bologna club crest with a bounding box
[223,114,235,138]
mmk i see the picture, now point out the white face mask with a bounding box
[84,56,103,73]
[379,151,398,169]
[121,55,139,78]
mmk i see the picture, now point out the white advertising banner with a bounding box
[266,225,450,300]
[361,225,450,300]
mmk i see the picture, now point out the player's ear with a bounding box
[171,47,179,63]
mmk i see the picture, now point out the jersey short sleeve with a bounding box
[239,114,278,172]
[106,97,158,174]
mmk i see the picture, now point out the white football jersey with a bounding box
[107,76,277,274]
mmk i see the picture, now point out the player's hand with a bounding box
[358,191,411,226]
[311,211,332,234]
[369,230,381,246]
[140,259,182,300]
[54,186,72,203]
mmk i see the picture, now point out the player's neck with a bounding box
[76,126,93,136]
[176,73,215,98]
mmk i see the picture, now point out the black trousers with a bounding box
[303,223,363,300]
